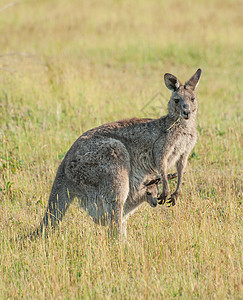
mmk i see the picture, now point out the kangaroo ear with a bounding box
[184,68,202,91]
[164,73,181,92]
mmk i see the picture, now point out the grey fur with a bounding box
[36,69,201,239]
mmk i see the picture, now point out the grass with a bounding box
[0,0,242,298]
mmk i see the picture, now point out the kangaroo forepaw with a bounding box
[167,172,177,180]
[166,193,178,207]
[158,194,167,205]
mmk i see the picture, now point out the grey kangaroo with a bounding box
[35,68,201,239]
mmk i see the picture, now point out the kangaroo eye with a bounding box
[174,98,179,104]
[146,192,152,196]
[191,97,195,102]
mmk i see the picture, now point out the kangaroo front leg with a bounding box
[153,138,173,205]
[158,161,170,205]
[167,154,188,206]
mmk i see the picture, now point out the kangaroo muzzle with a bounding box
[182,104,191,119]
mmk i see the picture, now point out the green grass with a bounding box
[0,0,242,298]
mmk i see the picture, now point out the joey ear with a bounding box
[164,73,181,92]
[184,68,202,91]
[145,178,160,186]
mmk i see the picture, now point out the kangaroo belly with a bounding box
[167,147,183,168]
[167,136,194,169]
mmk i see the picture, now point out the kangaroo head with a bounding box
[145,178,160,208]
[164,69,202,120]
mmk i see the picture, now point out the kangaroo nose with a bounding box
[182,104,191,116]
[183,110,191,115]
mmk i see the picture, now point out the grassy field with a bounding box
[0,0,242,298]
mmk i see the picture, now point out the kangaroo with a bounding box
[35,69,201,239]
